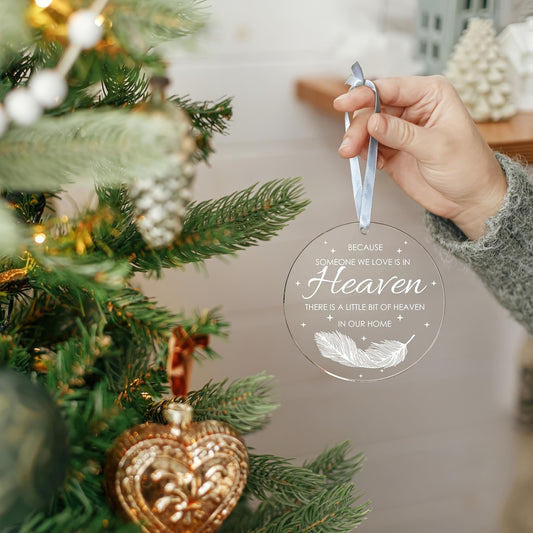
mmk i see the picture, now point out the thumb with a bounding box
[368,113,431,160]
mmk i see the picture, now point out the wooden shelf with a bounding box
[296,77,533,163]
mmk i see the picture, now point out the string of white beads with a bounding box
[0,1,107,135]
[67,9,104,49]
[30,70,68,109]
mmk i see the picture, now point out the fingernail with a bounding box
[333,94,346,105]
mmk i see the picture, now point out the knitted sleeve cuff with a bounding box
[426,153,533,334]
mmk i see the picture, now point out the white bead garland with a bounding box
[67,9,104,50]
[0,0,108,137]
[30,69,68,109]
[4,88,43,126]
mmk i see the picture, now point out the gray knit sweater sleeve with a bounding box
[426,153,533,335]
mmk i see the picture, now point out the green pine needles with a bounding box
[219,445,369,533]
[0,0,369,531]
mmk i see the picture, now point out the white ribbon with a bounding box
[344,62,381,233]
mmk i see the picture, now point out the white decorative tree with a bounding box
[445,17,515,122]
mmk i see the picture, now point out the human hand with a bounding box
[333,75,507,240]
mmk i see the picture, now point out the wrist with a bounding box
[451,162,508,240]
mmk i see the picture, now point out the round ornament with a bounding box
[104,403,248,533]
[4,88,43,126]
[30,69,68,109]
[0,370,68,527]
[283,222,445,381]
[67,9,104,49]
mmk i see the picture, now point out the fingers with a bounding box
[334,85,376,113]
[338,110,435,164]
[334,75,453,115]
[338,107,374,158]
[374,75,454,110]
[367,113,436,162]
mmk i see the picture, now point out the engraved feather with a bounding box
[314,330,361,367]
[314,331,415,369]
[362,334,415,368]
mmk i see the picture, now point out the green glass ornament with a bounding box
[0,370,68,527]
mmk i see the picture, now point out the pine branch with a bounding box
[3,191,52,224]
[101,288,179,392]
[0,42,63,101]
[102,303,228,396]
[12,292,71,349]
[105,287,179,348]
[247,455,327,507]
[116,367,170,411]
[0,1,32,68]
[187,374,279,433]
[95,178,309,274]
[146,373,279,434]
[0,49,34,96]
[157,307,229,366]
[0,201,22,255]
[21,511,140,533]
[39,323,106,391]
[0,333,31,371]
[22,381,145,533]
[216,499,255,533]
[30,254,131,298]
[98,64,150,107]
[133,177,308,269]
[222,444,369,533]
[176,177,310,256]
[0,107,189,191]
[304,441,366,487]
[247,484,370,533]
[109,0,208,55]
[171,95,233,162]
[173,95,232,137]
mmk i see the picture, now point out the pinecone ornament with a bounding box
[445,18,515,122]
[129,107,196,249]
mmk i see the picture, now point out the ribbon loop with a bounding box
[344,62,380,233]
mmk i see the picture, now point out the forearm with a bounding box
[426,153,533,335]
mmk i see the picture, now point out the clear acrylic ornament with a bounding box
[283,222,445,382]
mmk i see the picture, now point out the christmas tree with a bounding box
[0,1,369,531]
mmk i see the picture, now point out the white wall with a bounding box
[141,1,526,531]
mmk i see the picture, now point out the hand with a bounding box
[333,75,508,240]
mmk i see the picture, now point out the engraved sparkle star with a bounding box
[330,248,336,254]
[295,281,301,286]
[301,322,307,328]
[397,314,404,321]
[361,336,367,341]
[431,281,437,286]
[327,315,334,321]
[397,248,403,254]
[424,322,430,328]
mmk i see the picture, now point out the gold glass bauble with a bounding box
[104,403,248,533]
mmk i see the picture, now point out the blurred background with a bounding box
[133,1,530,531]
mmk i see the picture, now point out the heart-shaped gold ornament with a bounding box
[104,403,248,532]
